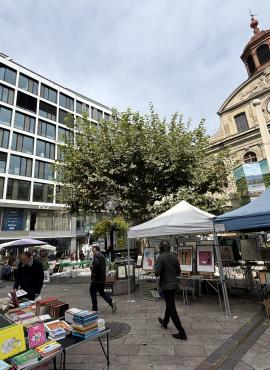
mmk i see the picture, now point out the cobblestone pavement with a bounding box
[0,281,269,370]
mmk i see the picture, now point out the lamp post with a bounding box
[252,99,270,169]
[105,199,118,262]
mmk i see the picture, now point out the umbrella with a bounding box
[0,238,46,251]
[32,244,56,252]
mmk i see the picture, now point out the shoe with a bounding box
[92,310,99,314]
[158,317,167,329]
[112,300,117,313]
[172,332,187,340]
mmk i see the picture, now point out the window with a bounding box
[59,93,74,111]
[36,139,55,159]
[104,112,111,121]
[18,74,38,95]
[0,105,12,126]
[9,154,32,177]
[76,101,89,115]
[91,107,103,121]
[37,120,56,140]
[6,178,31,201]
[16,91,37,113]
[58,109,74,126]
[0,63,16,85]
[256,44,270,65]
[33,182,54,203]
[14,112,35,133]
[0,152,7,173]
[0,128,10,149]
[0,84,14,105]
[40,84,57,103]
[246,54,256,75]
[39,101,56,121]
[0,177,4,198]
[58,127,73,143]
[11,133,33,154]
[244,152,257,163]
[35,160,54,180]
[234,112,249,133]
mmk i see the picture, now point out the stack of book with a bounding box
[97,318,106,332]
[0,360,11,370]
[10,349,39,369]
[35,340,61,358]
[36,297,69,319]
[64,308,81,324]
[72,311,99,339]
[44,320,71,340]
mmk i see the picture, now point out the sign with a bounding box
[2,209,24,231]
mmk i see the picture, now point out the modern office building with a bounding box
[0,52,111,253]
[209,16,270,205]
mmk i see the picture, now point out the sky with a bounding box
[0,0,269,135]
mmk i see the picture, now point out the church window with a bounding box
[246,54,256,75]
[234,112,249,133]
[244,151,257,163]
[256,44,270,65]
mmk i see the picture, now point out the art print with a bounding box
[178,247,192,272]
[142,248,155,270]
[220,245,234,261]
[197,245,214,273]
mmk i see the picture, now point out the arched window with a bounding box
[256,44,270,65]
[246,54,256,75]
[244,151,257,163]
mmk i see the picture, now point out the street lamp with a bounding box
[252,99,270,169]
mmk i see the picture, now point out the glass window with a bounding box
[39,101,56,121]
[18,73,38,95]
[234,113,249,133]
[0,84,14,105]
[6,178,31,201]
[33,182,54,203]
[35,160,54,180]
[40,84,57,103]
[36,139,55,159]
[256,44,270,65]
[0,177,4,198]
[0,128,10,149]
[104,112,111,121]
[16,91,37,113]
[9,154,32,177]
[76,101,89,115]
[14,112,35,133]
[37,120,56,140]
[0,105,12,126]
[244,152,257,163]
[58,127,73,143]
[0,63,16,85]
[59,93,74,111]
[11,133,33,154]
[0,152,7,173]
[91,107,103,121]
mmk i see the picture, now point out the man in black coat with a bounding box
[13,251,44,300]
[90,246,116,313]
[155,240,187,340]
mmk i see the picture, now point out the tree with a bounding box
[54,106,232,222]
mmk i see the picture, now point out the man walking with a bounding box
[155,240,187,340]
[90,246,116,313]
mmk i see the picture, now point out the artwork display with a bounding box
[126,264,134,277]
[117,265,127,279]
[136,255,142,267]
[27,323,46,349]
[0,324,26,360]
[197,245,214,273]
[240,239,261,260]
[178,247,193,272]
[220,245,234,262]
[142,248,155,270]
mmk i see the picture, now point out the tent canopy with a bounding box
[128,200,214,238]
[0,238,46,250]
[215,188,270,231]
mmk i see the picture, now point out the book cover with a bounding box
[27,323,46,349]
[0,360,12,370]
[45,320,71,333]
[35,340,61,355]
[11,349,39,365]
[9,291,19,308]
[0,324,26,360]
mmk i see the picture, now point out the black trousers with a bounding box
[163,289,185,334]
[90,282,112,311]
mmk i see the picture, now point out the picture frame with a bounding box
[43,270,50,283]
[136,255,142,267]
[240,239,261,260]
[220,245,234,262]
[126,264,134,277]
[142,247,155,270]
[178,247,193,272]
[117,265,127,279]
[197,245,214,273]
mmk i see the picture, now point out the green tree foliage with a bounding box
[54,106,232,222]
[93,216,129,249]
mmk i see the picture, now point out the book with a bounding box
[35,297,58,315]
[9,291,19,308]
[11,349,39,369]
[8,290,27,299]
[45,320,71,333]
[65,308,81,324]
[35,340,61,358]
[0,324,26,360]
[21,317,41,329]
[27,323,46,349]
[38,314,52,322]
[0,360,12,370]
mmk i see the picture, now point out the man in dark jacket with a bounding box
[13,251,44,300]
[155,240,187,340]
[90,246,116,313]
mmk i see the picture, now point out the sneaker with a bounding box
[158,317,167,329]
[172,332,187,340]
[112,300,117,313]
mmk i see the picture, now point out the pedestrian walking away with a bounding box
[155,240,187,340]
[90,245,116,313]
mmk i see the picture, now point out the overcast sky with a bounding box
[0,0,269,135]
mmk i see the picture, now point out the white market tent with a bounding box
[127,200,231,316]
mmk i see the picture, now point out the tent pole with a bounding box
[213,222,231,317]
[127,238,131,302]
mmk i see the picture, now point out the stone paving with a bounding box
[0,280,269,370]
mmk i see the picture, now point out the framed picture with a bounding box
[240,239,261,260]
[178,247,193,272]
[43,270,50,283]
[142,248,155,270]
[126,264,134,277]
[197,245,214,273]
[137,255,142,267]
[220,245,234,262]
[117,265,127,279]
